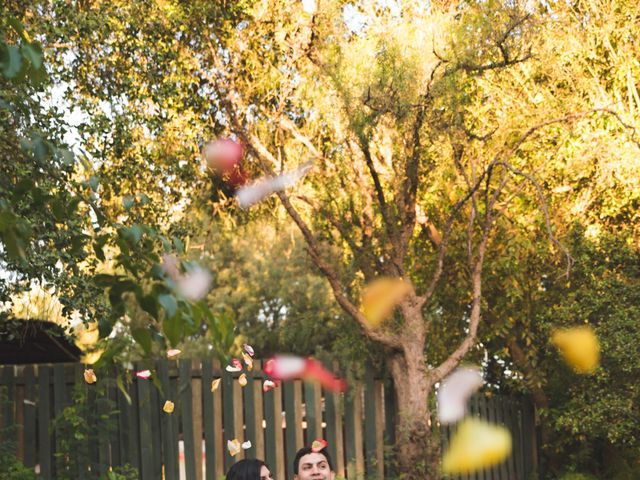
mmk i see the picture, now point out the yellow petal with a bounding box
[167,349,181,359]
[238,373,248,387]
[163,400,175,414]
[81,348,104,365]
[551,326,600,374]
[211,378,221,392]
[75,321,99,349]
[227,439,241,456]
[83,369,97,384]
[243,352,253,371]
[442,418,511,474]
[360,278,412,328]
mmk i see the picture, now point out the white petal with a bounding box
[177,267,212,302]
[438,367,483,424]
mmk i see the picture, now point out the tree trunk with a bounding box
[388,349,439,479]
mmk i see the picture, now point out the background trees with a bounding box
[1,0,639,478]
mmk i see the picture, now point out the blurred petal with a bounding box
[81,348,104,365]
[442,418,512,474]
[161,253,181,281]
[84,369,97,384]
[226,358,243,373]
[262,380,277,392]
[163,400,174,414]
[360,278,412,328]
[438,367,484,424]
[136,370,152,379]
[227,439,241,457]
[243,352,253,371]
[235,162,313,209]
[238,373,248,387]
[176,267,212,302]
[211,378,221,392]
[75,321,100,349]
[243,343,255,356]
[551,326,600,374]
[167,349,181,359]
[311,439,328,452]
[241,440,251,450]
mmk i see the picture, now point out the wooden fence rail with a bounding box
[0,359,538,479]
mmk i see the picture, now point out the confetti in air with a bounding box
[551,325,600,374]
[238,373,248,387]
[235,161,313,209]
[163,400,175,414]
[442,418,512,474]
[437,367,484,425]
[167,349,181,359]
[211,378,222,392]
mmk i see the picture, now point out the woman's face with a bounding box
[260,465,273,480]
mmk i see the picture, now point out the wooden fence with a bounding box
[0,359,538,479]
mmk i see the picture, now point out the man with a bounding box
[292,446,335,480]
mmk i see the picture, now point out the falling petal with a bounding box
[264,355,347,392]
[163,400,175,414]
[211,378,222,392]
[161,253,181,281]
[438,367,484,424]
[552,326,600,374]
[311,439,328,452]
[136,370,152,379]
[263,380,277,392]
[442,418,512,474]
[81,348,104,365]
[238,373,248,387]
[226,358,243,373]
[84,369,97,384]
[241,440,252,450]
[227,439,242,457]
[176,267,212,302]
[75,321,100,349]
[235,162,313,209]
[360,277,412,328]
[243,352,254,371]
[167,349,182,359]
[243,343,255,356]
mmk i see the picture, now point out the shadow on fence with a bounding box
[0,359,538,479]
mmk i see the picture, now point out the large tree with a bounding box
[14,0,640,477]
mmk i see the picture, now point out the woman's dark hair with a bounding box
[226,459,267,480]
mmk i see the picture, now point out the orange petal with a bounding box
[227,439,241,457]
[311,439,328,452]
[163,400,175,414]
[211,378,221,392]
[83,369,97,384]
[243,352,253,371]
[360,277,412,328]
[238,373,248,387]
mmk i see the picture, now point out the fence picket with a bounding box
[23,365,36,468]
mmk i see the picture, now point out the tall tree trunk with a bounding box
[388,351,439,480]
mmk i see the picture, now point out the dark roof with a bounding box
[0,319,81,364]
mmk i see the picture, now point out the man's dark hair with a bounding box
[226,458,268,480]
[293,446,334,475]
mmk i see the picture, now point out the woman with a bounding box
[226,458,274,480]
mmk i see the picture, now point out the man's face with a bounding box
[294,452,335,480]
